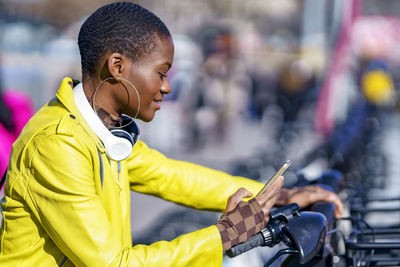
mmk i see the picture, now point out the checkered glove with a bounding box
[216,198,266,251]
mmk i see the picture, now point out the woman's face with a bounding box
[121,35,174,122]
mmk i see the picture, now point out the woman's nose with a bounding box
[161,78,172,95]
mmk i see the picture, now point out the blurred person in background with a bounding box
[0,60,34,196]
[0,2,342,266]
[300,57,397,184]
[275,59,317,125]
[185,24,252,148]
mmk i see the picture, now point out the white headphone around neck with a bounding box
[73,83,139,161]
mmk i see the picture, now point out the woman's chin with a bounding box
[137,113,156,122]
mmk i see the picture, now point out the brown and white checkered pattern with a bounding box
[216,198,266,251]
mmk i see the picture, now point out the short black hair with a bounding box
[78,2,171,77]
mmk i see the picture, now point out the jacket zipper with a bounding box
[116,161,122,191]
[97,149,104,189]
[59,256,67,267]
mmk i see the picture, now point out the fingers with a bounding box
[255,176,284,216]
[327,191,344,219]
[309,186,344,218]
[260,194,279,217]
[292,185,344,219]
[308,187,344,219]
[312,189,344,219]
[225,188,253,212]
[225,177,285,217]
[256,176,284,202]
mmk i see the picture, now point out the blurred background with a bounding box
[1,0,400,266]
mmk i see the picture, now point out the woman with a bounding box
[0,2,342,266]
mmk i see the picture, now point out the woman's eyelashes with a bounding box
[158,72,167,80]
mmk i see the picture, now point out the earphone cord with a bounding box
[91,77,140,129]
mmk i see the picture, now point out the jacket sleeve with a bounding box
[127,141,264,211]
[25,134,223,267]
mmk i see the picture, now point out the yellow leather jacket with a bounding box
[0,78,263,266]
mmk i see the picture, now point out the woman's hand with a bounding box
[225,176,284,218]
[216,177,284,251]
[254,176,284,217]
[276,185,344,219]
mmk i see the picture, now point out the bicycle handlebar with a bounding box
[227,202,328,266]
[226,232,265,257]
[227,203,300,257]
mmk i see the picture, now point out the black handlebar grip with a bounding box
[226,232,264,258]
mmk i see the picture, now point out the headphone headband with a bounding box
[73,83,138,161]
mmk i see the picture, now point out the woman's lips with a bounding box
[153,100,161,110]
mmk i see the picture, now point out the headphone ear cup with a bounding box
[107,118,140,160]
[110,128,134,145]
[119,115,140,145]
[104,134,133,161]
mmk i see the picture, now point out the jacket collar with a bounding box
[56,77,80,114]
[55,77,108,154]
[56,77,123,128]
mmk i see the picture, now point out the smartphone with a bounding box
[256,160,291,197]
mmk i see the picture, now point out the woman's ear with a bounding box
[107,53,124,81]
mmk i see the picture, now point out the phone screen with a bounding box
[256,160,291,197]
